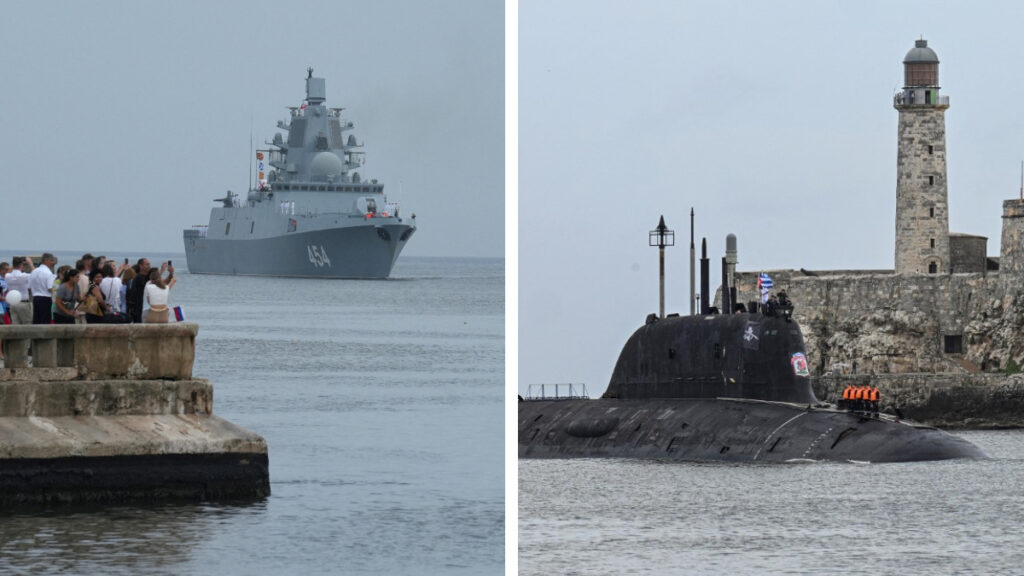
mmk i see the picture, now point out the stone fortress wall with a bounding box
[721,199,1024,427]
[733,266,1023,376]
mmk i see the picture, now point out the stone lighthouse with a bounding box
[894,38,950,275]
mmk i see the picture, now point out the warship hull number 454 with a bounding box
[184,69,416,278]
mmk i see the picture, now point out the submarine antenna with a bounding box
[650,215,675,319]
[700,238,710,315]
[721,256,730,314]
[726,234,738,312]
[689,208,695,316]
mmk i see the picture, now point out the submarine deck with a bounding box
[519,397,984,463]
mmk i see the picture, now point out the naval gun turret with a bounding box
[216,191,238,208]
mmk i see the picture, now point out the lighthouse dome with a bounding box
[904,39,939,63]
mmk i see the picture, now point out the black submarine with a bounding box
[519,217,985,463]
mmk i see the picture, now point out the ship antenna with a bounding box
[1020,160,1022,200]
[689,207,695,316]
[249,115,254,192]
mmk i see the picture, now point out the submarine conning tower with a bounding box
[602,313,819,404]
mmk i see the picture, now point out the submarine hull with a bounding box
[519,398,985,463]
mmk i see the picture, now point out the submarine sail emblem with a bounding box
[791,353,810,377]
[742,323,760,348]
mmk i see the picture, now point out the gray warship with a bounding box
[184,68,415,278]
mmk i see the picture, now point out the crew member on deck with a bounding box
[778,289,791,307]
[855,386,867,414]
[841,384,853,410]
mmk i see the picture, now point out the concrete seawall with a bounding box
[0,323,269,506]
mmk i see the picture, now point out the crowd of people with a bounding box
[0,253,178,326]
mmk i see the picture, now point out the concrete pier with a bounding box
[0,323,269,506]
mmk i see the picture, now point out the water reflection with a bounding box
[0,502,266,574]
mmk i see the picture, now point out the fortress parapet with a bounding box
[0,323,269,506]
[1001,199,1024,276]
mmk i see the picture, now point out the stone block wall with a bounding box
[1001,199,1024,275]
[895,106,949,274]
[732,270,1024,377]
[950,234,987,273]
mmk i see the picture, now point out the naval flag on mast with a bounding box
[256,151,267,190]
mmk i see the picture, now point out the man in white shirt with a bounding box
[28,253,57,324]
[5,256,34,324]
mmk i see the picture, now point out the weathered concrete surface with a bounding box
[0,414,265,459]
[0,323,197,379]
[0,379,213,417]
[0,324,269,505]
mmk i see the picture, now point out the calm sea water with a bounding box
[0,255,504,575]
[519,430,1024,575]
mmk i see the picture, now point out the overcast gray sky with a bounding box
[519,1,1024,395]
[1,0,503,258]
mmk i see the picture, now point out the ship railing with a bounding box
[893,92,950,107]
[525,383,589,400]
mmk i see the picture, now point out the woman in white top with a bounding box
[143,267,178,323]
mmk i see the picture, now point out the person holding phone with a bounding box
[143,264,177,323]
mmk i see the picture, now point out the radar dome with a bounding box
[310,152,344,177]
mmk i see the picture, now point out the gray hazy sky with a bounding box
[519,1,1024,395]
[1,0,503,258]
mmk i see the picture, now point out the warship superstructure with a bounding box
[184,69,415,278]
